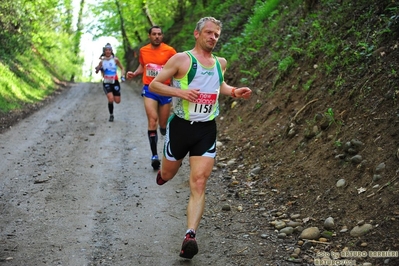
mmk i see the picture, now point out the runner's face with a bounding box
[149,28,163,47]
[104,48,112,56]
[196,21,221,52]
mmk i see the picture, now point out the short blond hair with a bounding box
[195,17,222,32]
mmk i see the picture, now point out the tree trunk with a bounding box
[71,0,85,82]
[63,0,74,34]
[115,0,140,72]
[143,4,155,27]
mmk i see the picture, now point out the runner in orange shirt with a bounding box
[126,26,177,170]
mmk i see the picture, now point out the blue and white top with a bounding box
[102,57,117,84]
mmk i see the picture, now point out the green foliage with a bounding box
[240,77,250,85]
[302,78,314,91]
[334,75,345,90]
[0,51,58,112]
[220,0,281,61]
[253,102,263,111]
[325,108,335,123]
[0,0,32,58]
[325,107,342,128]
[278,56,295,73]
[36,33,83,80]
[0,0,84,113]
[2,0,399,122]
[334,140,342,147]
[88,0,184,48]
[240,69,259,79]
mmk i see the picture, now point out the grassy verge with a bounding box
[0,50,61,113]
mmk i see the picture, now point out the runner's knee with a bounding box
[190,175,208,193]
[148,117,158,129]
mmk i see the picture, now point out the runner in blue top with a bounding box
[149,17,252,260]
[95,43,115,77]
[95,44,125,122]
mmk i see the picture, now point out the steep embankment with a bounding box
[213,1,399,265]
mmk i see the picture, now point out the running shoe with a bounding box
[159,127,166,136]
[156,170,167,185]
[179,231,198,259]
[151,155,160,170]
[109,114,114,122]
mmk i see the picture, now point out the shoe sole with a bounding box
[179,239,198,259]
[151,159,160,170]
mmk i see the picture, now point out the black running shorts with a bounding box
[103,80,121,96]
[164,114,217,161]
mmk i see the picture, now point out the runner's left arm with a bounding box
[217,57,252,99]
[115,58,125,77]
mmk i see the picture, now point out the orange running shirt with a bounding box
[139,43,177,85]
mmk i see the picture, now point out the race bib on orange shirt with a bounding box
[146,63,163,77]
[188,92,217,114]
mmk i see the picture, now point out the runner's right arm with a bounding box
[126,64,144,79]
[95,61,103,74]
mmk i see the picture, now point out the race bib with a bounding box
[104,75,116,84]
[146,63,163,77]
[188,93,217,114]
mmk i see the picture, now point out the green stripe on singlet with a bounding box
[186,51,198,85]
[186,51,223,86]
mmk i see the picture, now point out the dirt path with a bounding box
[1,82,303,266]
[0,82,240,266]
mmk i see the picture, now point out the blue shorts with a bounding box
[141,84,172,106]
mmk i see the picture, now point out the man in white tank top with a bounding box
[150,17,252,259]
